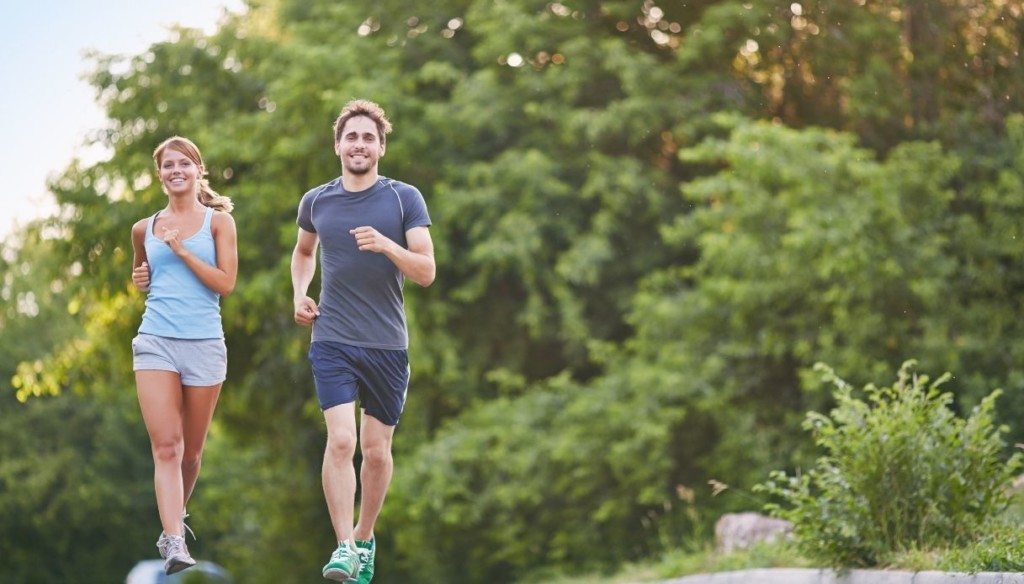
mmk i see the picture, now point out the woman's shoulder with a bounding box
[211,209,237,231]
[131,217,151,236]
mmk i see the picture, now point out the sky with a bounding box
[1,0,245,241]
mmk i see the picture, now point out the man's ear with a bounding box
[379,143,386,158]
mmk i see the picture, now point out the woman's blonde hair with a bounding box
[153,136,233,213]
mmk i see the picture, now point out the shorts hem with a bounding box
[363,410,400,427]
[320,398,357,411]
[133,365,178,373]
[181,377,226,387]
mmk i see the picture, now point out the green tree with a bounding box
[4,0,1024,582]
[0,392,155,583]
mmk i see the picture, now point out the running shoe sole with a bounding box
[322,567,357,581]
[165,557,196,575]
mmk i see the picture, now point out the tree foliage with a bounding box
[2,0,1023,582]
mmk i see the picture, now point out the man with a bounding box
[291,99,435,582]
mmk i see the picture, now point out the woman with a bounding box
[130,136,237,575]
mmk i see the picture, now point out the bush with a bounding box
[757,360,1022,567]
[936,518,1024,573]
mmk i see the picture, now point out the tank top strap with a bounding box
[201,206,214,232]
[145,211,161,240]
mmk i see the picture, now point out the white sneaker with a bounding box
[156,533,197,575]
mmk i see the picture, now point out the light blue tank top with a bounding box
[139,207,223,339]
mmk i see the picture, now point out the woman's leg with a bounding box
[181,383,222,506]
[136,370,187,536]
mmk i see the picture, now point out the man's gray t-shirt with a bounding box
[297,176,431,350]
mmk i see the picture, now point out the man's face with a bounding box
[335,116,384,175]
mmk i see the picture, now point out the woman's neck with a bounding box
[165,194,203,214]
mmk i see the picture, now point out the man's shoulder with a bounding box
[301,177,344,200]
[377,177,424,202]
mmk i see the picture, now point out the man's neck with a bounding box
[342,171,379,193]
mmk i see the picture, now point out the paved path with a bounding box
[654,568,1024,584]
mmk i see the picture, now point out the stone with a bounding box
[714,512,793,554]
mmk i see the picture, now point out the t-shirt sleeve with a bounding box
[400,184,431,231]
[297,189,316,233]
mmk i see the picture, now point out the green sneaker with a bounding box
[323,540,360,582]
[355,538,375,584]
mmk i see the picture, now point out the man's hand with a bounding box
[350,226,396,254]
[294,296,320,326]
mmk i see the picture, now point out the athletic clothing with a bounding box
[139,207,223,339]
[132,333,227,386]
[308,341,410,425]
[296,176,431,350]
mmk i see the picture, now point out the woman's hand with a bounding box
[132,261,151,292]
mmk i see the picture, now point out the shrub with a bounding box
[936,518,1024,573]
[756,360,1022,567]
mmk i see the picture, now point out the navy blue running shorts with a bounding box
[308,340,410,426]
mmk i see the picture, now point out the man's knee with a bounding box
[361,442,392,467]
[325,429,358,460]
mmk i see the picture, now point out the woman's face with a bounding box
[158,148,200,196]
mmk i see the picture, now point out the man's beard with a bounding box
[344,159,373,175]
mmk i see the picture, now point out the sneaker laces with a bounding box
[160,534,188,559]
[331,543,355,562]
[182,512,196,541]
[357,546,371,565]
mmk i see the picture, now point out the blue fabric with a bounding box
[139,207,223,339]
[308,340,410,425]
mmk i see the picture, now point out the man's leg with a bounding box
[323,403,359,543]
[354,411,396,541]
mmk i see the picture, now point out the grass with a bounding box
[528,541,814,584]
[527,501,1024,583]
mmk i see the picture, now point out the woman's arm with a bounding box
[162,211,238,296]
[131,219,150,292]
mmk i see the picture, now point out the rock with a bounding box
[714,512,792,553]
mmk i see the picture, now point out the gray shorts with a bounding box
[132,333,227,386]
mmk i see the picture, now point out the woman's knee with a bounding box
[181,450,203,472]
[152,437,184,464]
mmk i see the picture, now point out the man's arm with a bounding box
[350,225,435,287]
[291,228,321,325]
